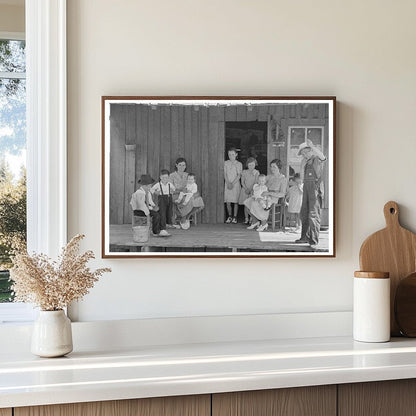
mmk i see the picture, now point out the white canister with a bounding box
[353,271,390,343]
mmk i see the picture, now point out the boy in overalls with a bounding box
[150,169,177,232]
[295,140,326,249]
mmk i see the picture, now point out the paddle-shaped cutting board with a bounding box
[359,201,416,336]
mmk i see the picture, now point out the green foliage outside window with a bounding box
[0,162,26,302]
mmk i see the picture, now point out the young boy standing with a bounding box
[150,169,177,231]
[130,174,170,237]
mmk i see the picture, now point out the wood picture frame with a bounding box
[102,96,336,258]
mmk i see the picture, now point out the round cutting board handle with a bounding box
[384,201,400,228]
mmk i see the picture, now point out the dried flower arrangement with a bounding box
[10,234,111,311]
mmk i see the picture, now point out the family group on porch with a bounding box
[130,139,325,248]
[224,139,326,248]
[130,157,205,237]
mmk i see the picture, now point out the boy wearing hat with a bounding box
[296,140,326,249]
[130,174,170,237]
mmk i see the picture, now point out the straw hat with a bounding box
[297,142,312,156]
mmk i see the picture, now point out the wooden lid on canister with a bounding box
[354,271,390,279]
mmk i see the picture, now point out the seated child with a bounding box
[150,169,178,230]
[252,174,272,210]
[286,173,303,230]
[175,173,198,206]
[130,174,170,237]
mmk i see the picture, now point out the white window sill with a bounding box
[0,303,36,324]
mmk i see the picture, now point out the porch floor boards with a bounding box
[109,224,329,253]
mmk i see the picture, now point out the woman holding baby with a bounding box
[169,157,204,228]
[244,159,288,231]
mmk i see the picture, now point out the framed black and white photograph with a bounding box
[102,96,336,258]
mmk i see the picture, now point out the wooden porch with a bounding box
[109,224,329,253]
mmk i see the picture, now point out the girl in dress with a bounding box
[238,157,259,224]
[286,173,303,231]
[224,148,242,224]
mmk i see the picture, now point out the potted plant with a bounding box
[10,234,111,357]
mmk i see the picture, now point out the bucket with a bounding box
[133,225,150,243]
[132,215,150,243]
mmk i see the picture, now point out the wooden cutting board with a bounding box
[359,201,416,336]
[395,272,416,337]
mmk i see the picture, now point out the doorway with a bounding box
[225,121,268,174]
[224,121,268,222]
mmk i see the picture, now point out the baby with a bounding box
[175,173,198,205]
[252,174,272,210]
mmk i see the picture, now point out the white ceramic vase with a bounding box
[31,310,73,357]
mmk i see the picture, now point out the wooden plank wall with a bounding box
[109,103,329,225]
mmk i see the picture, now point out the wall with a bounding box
[0,3,24,33]
[67,0,416,322]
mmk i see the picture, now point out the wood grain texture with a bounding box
[184,106,193,172]
[212,386,336,416]
[191,108,201,223]
[354,271,389,279]
[359,201,416,335]
[0,409,12,416]
[109,104,126,225]
[123,105,136,224]
[395,272,416,336]
[208,106,220,223]
[15,395,210,416]
[217,119,225,223]
[170,105,180,163]
[110,223,328,252]
[339,380,416,416]
[161,105,171,172]
[200,106,209,224]
[135,105,148,184]
[177,106,185,166]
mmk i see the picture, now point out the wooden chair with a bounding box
[268,198,285,231]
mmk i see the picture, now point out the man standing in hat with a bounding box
[130,174,170,237]
[295,139,326,249]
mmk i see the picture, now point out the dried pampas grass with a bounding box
[10,234,111,311]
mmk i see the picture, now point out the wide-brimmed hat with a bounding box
[138,174,155,185]
[298,142,312,156]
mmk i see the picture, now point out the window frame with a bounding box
[287,125,324,178]
[0,0,67,323]
[0,31,26,78]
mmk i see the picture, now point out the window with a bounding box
[0,1,67,323]
[0,33,35,323]
[0,36,26,303]
[287,126,324,178]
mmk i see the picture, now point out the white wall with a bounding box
[0,3,24,33]
[67,0,416,322]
